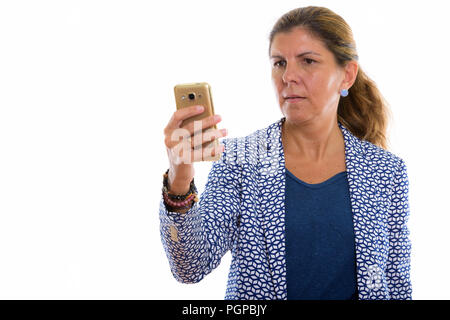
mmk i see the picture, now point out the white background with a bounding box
[0,0,449,299]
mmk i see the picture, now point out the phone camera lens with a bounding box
[188,93,195,100]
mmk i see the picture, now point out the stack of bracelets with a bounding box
[162,168,199,211]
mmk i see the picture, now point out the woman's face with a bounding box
[270,27,349,125]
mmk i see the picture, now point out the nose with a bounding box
[282,61,301,84]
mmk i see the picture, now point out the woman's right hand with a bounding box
[163,105,227,194]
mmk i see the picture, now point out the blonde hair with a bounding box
[269,6,390,149]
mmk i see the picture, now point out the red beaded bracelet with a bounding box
[163,192,198,207]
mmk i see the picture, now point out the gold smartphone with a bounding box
[174,82,220,161]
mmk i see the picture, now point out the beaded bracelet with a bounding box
[162,169,197,200]
[163,192,197,208]
[162,168,198,210]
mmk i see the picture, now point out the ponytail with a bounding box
[338,68,390,149]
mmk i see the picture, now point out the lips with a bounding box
[284,95,306,103]
[283,94,306,99]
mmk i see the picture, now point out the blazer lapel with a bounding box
[257,117,287,300]
[339,122,387,299]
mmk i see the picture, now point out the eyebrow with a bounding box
[270,51,321,59]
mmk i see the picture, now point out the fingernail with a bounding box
[196,105,204,111]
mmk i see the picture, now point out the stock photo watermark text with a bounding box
[182,303,268,318]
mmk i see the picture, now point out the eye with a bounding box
[273,60,286,68]
[303,58,316,65]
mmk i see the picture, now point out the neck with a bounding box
[281,115,344,162]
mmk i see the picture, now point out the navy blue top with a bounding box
[285,168,358,300]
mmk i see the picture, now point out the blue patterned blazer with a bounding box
[159,117,412,300]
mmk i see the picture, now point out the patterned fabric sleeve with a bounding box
[159,139,241,284]
[386,158,412,299]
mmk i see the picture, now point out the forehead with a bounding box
[270,27,329,56]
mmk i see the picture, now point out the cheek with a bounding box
[325,73,340,92]
[309,72,339,97]
[271,69,282,82]
[271,71,284,96]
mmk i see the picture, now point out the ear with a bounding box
[342,60,358,90]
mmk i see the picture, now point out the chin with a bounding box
[281,105,312,124]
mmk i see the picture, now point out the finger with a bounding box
[165,105,205,132]
[165,125,192,149]
[167,115,223,149]
[169,139,195,165]
[191,128,227,150]
[170,134,226,164]
[183,114,222,136]
[201,142,226,161]
[169,132,208,165]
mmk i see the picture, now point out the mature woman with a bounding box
[160,6,412,300]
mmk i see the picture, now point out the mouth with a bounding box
[284,96,306,103]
